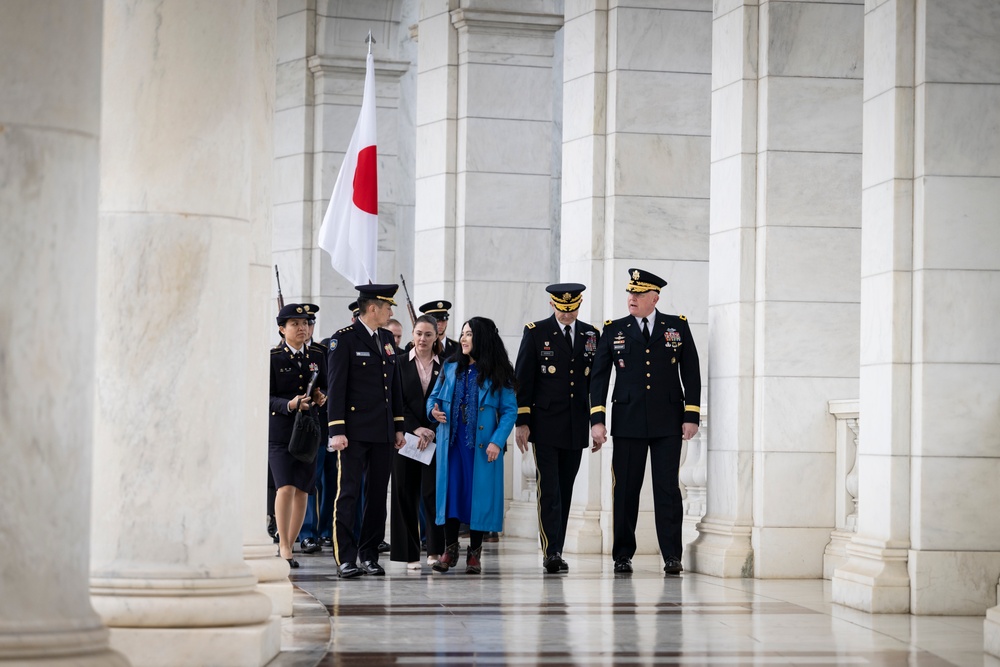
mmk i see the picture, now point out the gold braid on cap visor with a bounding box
[376,296,398,305]
[626,281,661,293]
[550,294,583,312]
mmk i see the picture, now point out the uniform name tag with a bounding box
[613,342,626,351]
[356,351,371,357]
[540,350,555,358]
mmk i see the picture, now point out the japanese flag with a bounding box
[318,52,377,285]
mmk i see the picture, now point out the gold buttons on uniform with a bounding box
[570,381,574,387]
[271,412,276,416]
[646,360,651,365]
[350,406,355,411]
[570,369,574,374]
[646,350,650,354]
[646,385,651,389]
[646,373,650,378]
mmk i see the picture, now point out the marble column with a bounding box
[0,3,127,665]
[554,0,609,556]
[689,0,863,578]
[243,0,294,618]
[413,0,459,308]
[684,0,757,576]
[91,2,280,665]
[558,0,713,557]
[834,0,1000,615]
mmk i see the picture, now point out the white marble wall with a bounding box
[0,3,126,664]
[92,2,279,664]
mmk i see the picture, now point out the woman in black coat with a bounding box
[390,315,446,568]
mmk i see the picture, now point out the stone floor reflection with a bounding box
[268,536,996,666]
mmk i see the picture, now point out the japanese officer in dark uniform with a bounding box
[326,284,406,578]
[590,269,701,575]
[514,284,601,574]
[419,300,459,360]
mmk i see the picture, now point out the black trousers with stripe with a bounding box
[533,444,583,558]
[611,435,683,562]
[333,440,393,566]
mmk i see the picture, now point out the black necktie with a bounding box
[564,324,572,349]
[642,318,650,343]
[292,351,303,367]
[373,332,381,356]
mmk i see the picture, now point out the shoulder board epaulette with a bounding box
[271,347,282,354]
[526,322,536,329]
[336,325,352,334]
[604,319,613,326]
[679,315,687,321]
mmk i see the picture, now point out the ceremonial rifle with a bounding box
[275,265,285,310]
[399,274,418,327]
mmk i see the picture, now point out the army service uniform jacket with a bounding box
[326,320,405,443]
[514,315,600,450]
[589,311,701,439]
[269,342,328,444]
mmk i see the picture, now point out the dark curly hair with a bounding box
[454,316,516,395]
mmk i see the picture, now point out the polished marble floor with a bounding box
[268,536,996,666]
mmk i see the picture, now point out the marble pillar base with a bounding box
[245,545,292,617]
[685,520,753,577]
[0,626,128,666]
[831,539,910,613]
[504,499,540,541]
[107,617,280,667]
[823,529,854,580]
[908,550,1000,615]
[256,582,293,618]
[986,584,1000,659]
[562,510,604,554]
[634,511,661,555]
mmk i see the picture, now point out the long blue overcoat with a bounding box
[427,361,517,532]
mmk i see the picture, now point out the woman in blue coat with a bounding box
[428,316,517,574]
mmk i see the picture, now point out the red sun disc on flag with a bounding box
[352,145,378,215]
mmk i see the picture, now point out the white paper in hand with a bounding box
[398,432,436,465]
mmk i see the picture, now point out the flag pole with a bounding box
[366,30,374,55]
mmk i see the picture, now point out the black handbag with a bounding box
[287,371,321,464]
[288,406,321,464]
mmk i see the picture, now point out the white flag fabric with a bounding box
[317,52,378,286]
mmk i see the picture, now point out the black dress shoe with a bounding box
[543,555,562,574]
[613,557,633,574]
[557,555,569,573]
[484,531,500,543]
[286,558,300,569]
[300,537,321,554]
[360,560,385,576]
[338,562,364,579]
[320,536,333,548]
[377,541,391,553]
[663,556,683,575]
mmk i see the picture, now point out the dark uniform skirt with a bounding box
[268,441,317,493]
